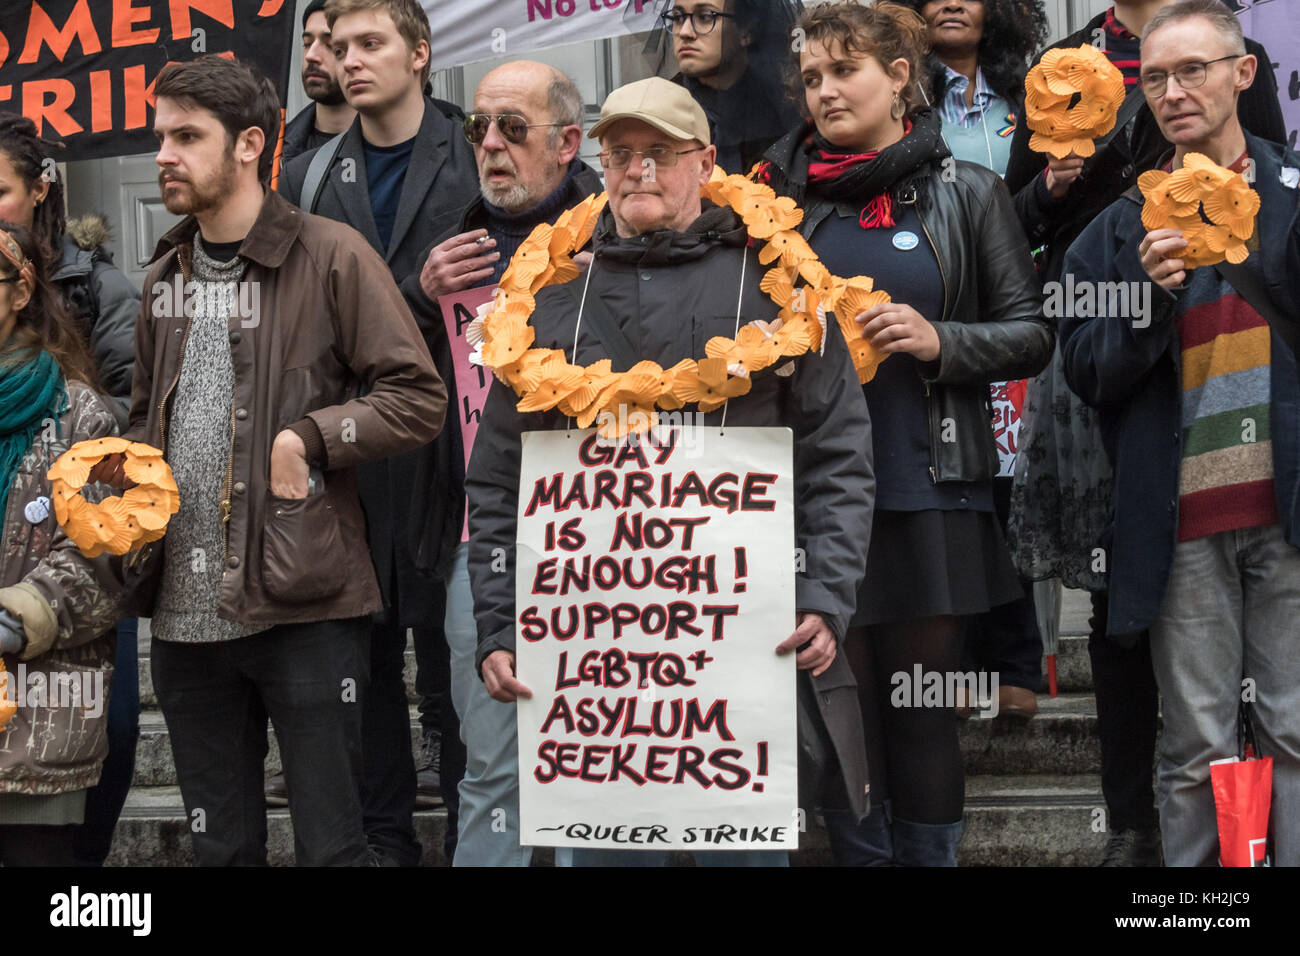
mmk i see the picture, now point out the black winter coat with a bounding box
[1004,14,1285,286]
[52,215,140,431]
[465,202,875,818]
[278,97,478,622]
[400,160,604,580]
[763,126,1054,485]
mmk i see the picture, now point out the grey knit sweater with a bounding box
[151,237,261,643]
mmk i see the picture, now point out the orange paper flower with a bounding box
[0,659,16,733]
[1025,45,1125,158]
[48,440,181,557]
[672,358,753,412]
[1138,153,1258,269]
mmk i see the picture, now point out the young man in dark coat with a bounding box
[277,0,477,866]
[1058,0,1300,867]
[467,78,874,866]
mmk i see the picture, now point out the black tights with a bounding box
[845,617,966,824]
[0,824,76,866]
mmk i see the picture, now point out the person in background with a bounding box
[1003,0,1285,866]
[1058,0,1300,867]
[0,111,141,867]
[401,61,601,866]
[762,0,1051,865]
[278,0,478,866]
[912,0,1045,176]
[282,0,358,166]
[0,223,124,866]
[908,0,1051,718]
[661,0,804,176]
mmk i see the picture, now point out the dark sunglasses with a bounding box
[464,112,566,145]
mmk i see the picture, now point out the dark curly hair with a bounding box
[0,112,67,256]
[901,0,1049,106]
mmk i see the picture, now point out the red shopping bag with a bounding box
[1211,704,1272,867]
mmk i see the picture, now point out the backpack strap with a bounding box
[301,131,346,214]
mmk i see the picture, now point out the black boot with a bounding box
[1099,826,1163,866]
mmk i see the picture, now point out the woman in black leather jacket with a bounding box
[762,0,1051,866]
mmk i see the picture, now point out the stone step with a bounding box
[109,774,1106,866]
[132,693,1112,787]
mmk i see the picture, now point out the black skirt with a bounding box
[851,508,1023,627]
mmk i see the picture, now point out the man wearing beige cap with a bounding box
[465,77,874,867]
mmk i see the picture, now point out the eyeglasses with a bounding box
[0,277,17,285]
[660,8,736,35]
[463,112,566,145]
[1140,55,1242,98]
[598,146,706,170]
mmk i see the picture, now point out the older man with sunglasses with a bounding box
[401,60,601,867]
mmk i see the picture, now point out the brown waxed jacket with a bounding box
[125,188,447,627]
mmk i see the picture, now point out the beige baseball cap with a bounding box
[588,77,711,145]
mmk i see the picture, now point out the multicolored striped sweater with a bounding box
[1176,276,1278,542]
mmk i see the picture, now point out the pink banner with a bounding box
[439,285,499,541]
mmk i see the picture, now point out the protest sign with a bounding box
[0,1,295,161]
[439,285,498,541]
[424,0,662,69]
[515,424,798,851]
[989,380,1025,479]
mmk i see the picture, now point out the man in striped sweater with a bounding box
[1058,0,1300,866]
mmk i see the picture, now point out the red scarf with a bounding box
[807,118,913,230]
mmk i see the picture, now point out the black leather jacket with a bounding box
[763,127,1053,484]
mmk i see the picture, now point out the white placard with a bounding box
[515,424,798,851]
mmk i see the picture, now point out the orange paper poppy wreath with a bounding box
[47,437,180,558]
[1024,44,1126,158]
[474,166,890,437]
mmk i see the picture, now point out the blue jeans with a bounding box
[73,618,140,866]
[446,544,532,867]
[1149,523,1300,866]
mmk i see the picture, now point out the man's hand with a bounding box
[857,302,941,361]
[418,229,499,301]
[1045,154,1085,198]
[87,452,132,489]
[270,429,309,499]
[1139,228,1189,290]
[776,612,837,678]
[483,649,532,703]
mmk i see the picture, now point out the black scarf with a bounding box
[764,109,950,214]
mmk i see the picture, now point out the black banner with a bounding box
[0,1,295,161]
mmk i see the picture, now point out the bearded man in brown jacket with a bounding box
[96,56,446,866]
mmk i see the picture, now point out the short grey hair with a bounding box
[546,72,584,147]
[1142,0,1246,55]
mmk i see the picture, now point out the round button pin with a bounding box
[892,231,919,251]
[24,496,50,524]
